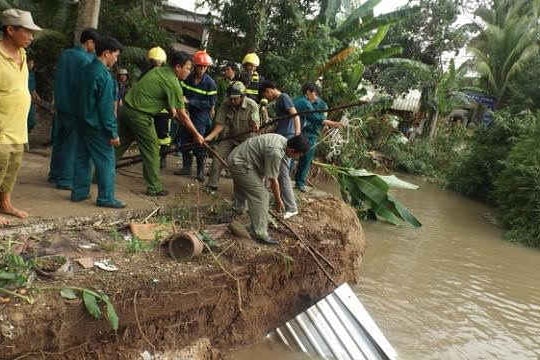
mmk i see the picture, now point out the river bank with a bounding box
[0,152,366,359]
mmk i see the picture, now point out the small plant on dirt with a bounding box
[156,215,172,225]
[60,287,119,330]
[126,235,156,254]
[109,228,123,242]
[0,242,35,303]
[274,252,294,275]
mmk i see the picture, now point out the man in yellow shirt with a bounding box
[0,9,41,225]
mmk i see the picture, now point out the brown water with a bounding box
[229,178,540,359]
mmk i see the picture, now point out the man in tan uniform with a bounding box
[227,133,309,244]
[0,9,41,225]
[205,81,259,191]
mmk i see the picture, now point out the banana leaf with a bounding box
[315,162,422,227]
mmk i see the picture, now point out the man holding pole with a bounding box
[204,81,259,191]
[115,50,204,196]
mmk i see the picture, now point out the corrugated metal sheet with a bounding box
[269,283,397,360]
[391,90,421,113]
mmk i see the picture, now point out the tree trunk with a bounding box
[428,109,439,140]
[74,0,101,45]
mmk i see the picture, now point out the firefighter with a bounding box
[239,52,263,101]
[143,47,172,170]
[175,50,217,182]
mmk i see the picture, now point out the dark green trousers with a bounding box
[115,106,162,194]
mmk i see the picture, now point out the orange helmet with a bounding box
[193,50,213,66]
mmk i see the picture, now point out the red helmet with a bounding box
[193,50,213,66]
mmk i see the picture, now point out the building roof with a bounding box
[360,84,421,113]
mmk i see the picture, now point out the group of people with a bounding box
[0,8,343,244]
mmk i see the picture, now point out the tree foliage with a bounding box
[495,114,540,247]
[468,0,540,107]
[366,0,472,95]
[447,110,536,202]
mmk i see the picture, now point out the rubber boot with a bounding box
[174,152,192,176]
[195,156,205,182]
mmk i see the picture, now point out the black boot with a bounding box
[174,152,192,176]
[196,156,206,182]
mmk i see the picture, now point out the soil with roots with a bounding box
[0,194,365,359]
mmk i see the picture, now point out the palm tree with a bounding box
[468,0,539,108]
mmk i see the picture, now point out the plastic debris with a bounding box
[94,259,118,272]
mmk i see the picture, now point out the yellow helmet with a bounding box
[147,46,167,64]
[242,52,260,67]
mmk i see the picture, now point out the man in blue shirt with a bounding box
[293,82,343,192]
[260,80,301,219]
[176,50,217,182]
[71,36,125,208]
[48,28,100,190]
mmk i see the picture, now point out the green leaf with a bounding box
[0,271,17,280]
[373,204,402,225]
[360,46,403,65]
[388,195,422,228]
[100,293,119,331]
[60,288,78,300]
[363,24,390,52]
[82,290,102,319]
[378,175,419,189]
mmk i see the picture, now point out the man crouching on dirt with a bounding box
[228,133,309,245]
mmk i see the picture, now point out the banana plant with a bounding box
[315,161,422,227]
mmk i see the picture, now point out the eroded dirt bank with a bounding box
[0,195,365,359]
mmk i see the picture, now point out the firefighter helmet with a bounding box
[227,81,246,98]
[242,52,260,67]
[193,50,213,66]
[147,46,167,64]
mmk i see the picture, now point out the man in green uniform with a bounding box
[115,50,204,196]
[71,36,125,208]
[205,81,259,191]
[228,133,309,244]
[48,28,100,190]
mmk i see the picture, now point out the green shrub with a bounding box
[386,124,469,181]
[447,111,536,203]
[495,118,540,247]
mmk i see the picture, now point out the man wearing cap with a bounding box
[204,81,259,191]
[116,68,129,107]
[48,28,100,190]
[0,9,41,225]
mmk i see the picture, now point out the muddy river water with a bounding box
[229,178,540,359]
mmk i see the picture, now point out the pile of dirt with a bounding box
[0,194,365,359]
